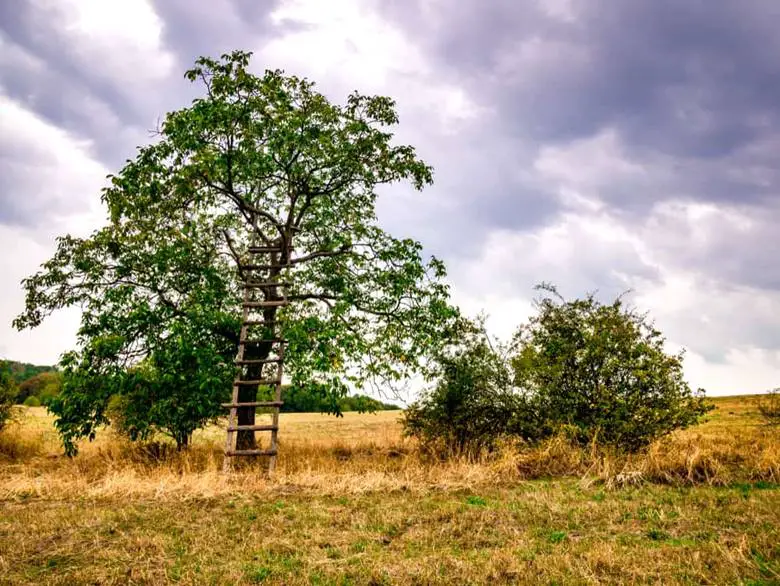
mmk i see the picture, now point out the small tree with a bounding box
[402,328,530,456]
[23,396,41,407]
[17,371,61,405]
[0,361,19,432]
[512,284,712,451]
[758,389,780,424]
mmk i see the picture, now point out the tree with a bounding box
[14,51,460,454]
[511,284,712,450]
[17,371,62,404]
[757,388,780,424]
[0,361,18,432]
[402,326,533,456]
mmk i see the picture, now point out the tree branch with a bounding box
[289,245,351,265]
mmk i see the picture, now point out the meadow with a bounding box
[0,396,778,585]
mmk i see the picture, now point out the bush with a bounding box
[758,389,780,423]
[23,396,41,407]
[402,335,531,456]
[403,286,713,457]
[51,326,235,455]
[512,284,712,451]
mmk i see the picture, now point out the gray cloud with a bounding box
[149,0,282,66]
[380,0,780,293]
[0,4,147,158]
[383,1,780,157]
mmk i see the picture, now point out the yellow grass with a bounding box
[0,396,777,500]
[0,397,780,498]
[0,396,778,584]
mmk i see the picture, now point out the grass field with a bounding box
[0,396,778,584]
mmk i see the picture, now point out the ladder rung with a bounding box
[243,300,289,308]
[226,424,278,432]
[244,282,291,288]
[222,401,284,408]
[242,319,278,326]
[234,378,281,386]
[241,264,287,271]
[248,246,286,253]
[225,449,278,457]
[235,358,281,365]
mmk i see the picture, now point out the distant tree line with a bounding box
[0,360,62,407]
[279,384,399,414]
[2,360,56,385]
[250,381,399,415]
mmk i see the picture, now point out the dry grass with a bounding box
[1,396,777,499]
[0,396,778,584]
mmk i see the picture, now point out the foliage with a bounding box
[0,360,19,432]
[14,51,460,454]
[404,286,713,456]
[511,284,713,451]
[758,389,780,423]
[402,328,532,456]
[53,323,235,453]
[340,394,399,412]
[17,371,62,405]
[23,396,41,407]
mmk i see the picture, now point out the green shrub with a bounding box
[23,396,41,407]
[758,389,780,423]
[511,284,713,451]
[17,371,61,404]
[403,285,713,456]
[402,335,531,456]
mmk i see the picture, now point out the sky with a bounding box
[1,0,779,395]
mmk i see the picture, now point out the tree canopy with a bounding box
[14,51,461,453]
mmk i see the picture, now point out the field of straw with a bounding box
[1,395,778,584]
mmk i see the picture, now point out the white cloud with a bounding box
[534,129,646,197]
[0,224,81,365]
[33,0,175,85]
[683,347,780,395]
[0,97,106,363]
[537,0,577,22]
[0,94,106,230]
[261,0,482,134]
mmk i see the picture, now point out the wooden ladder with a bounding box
[223,243,291,474]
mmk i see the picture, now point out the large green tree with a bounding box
[14,51,460,454]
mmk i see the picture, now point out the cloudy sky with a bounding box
[1,0,779,394]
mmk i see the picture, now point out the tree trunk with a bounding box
[176,431,191,451]
[236,339,272,449]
